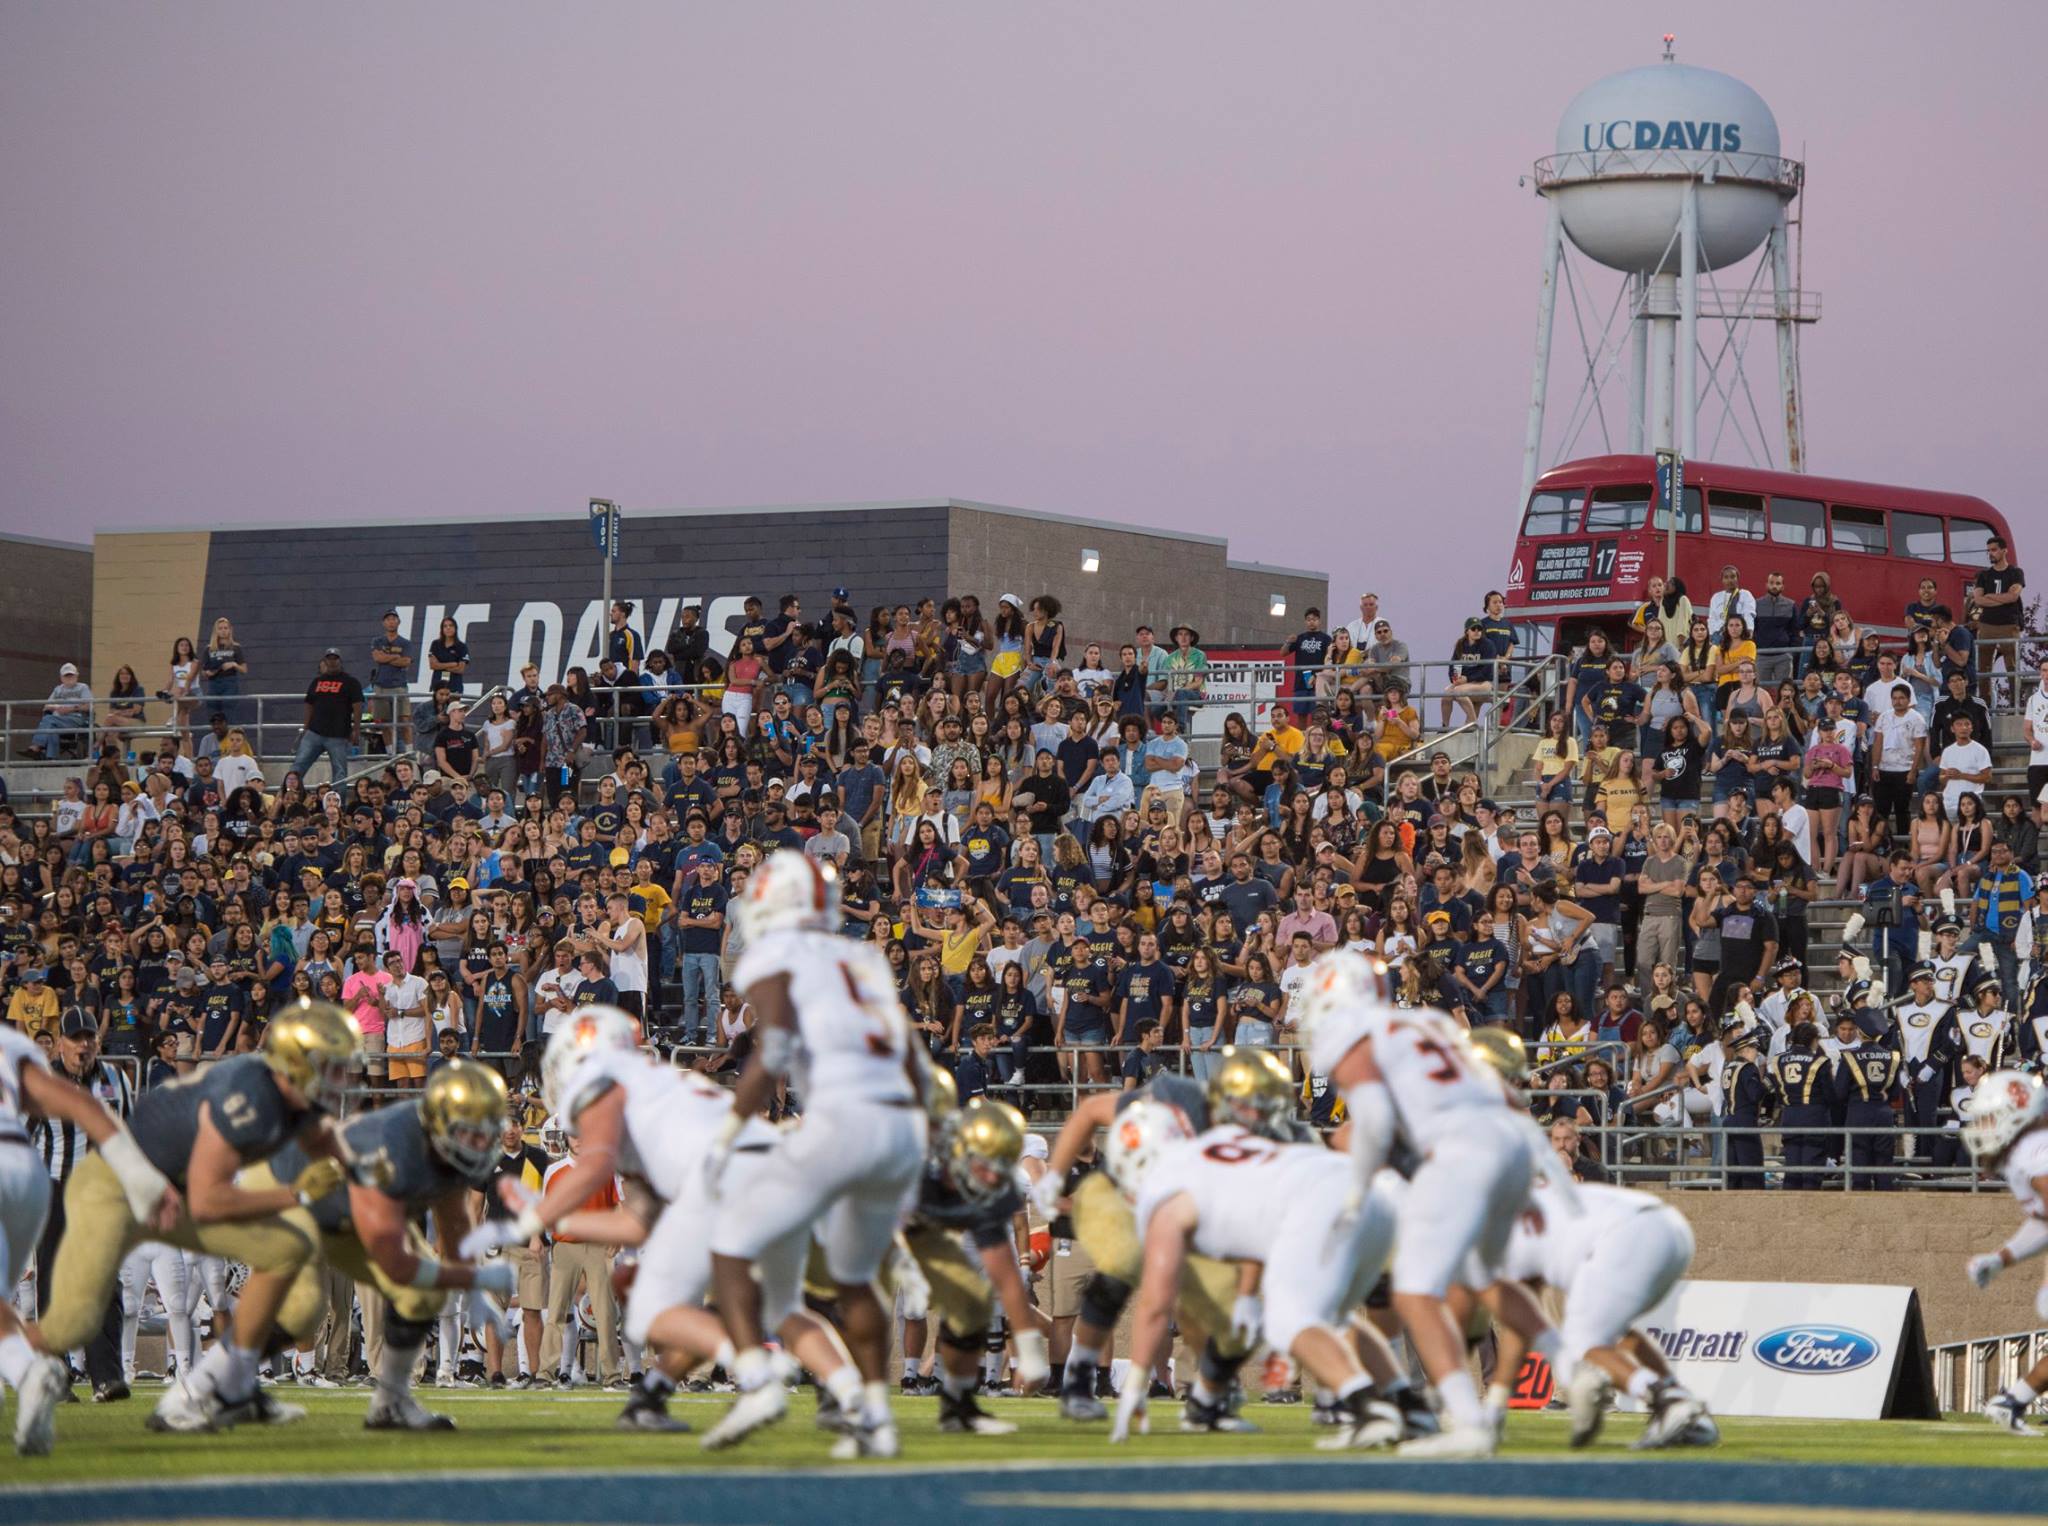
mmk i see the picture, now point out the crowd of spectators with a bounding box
[0,552,2042,1192]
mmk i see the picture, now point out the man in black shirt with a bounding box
[664,603,711,685]
[292,652,362,788]
[1970,534,2026,705]
[1711,877,1779,1013]
[1282,608,1331,718]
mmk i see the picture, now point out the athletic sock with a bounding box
[1437,1370,1484,1430]
[1191,1376,1225,1409]
[1335,1373,1373,1403]
[0,1332,35,1387]
[732,1346,774,1393]
[939,1368,976,1401]
[860,1378,892,1429]
[2006,1380,2039,1405]
[1483,1381,1510,1412]
[823,1365,863,1413]
[226,1342,260,1396]
[376,1341,422,1405]
[639,1368,677,1400]
[184,1342,233,1400]
[1624,1368,1659,1403]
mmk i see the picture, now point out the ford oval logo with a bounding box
[1753,1325,1881,1374]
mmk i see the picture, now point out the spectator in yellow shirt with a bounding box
[6,966,61,1039]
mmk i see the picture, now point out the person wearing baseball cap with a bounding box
[292,645,364,788]
[5,962,60,1040]
[27,662,94,760]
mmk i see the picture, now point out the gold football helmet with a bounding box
[1465,1027,1530,1088]
[946,1097,1025,1204]
[924,1064,960,1131]
[1207,1046,1295,1138]
[262,998,361,1111]
[422,1059,511,1176]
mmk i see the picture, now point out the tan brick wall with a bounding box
[90,531,212,694]
[946,505,1325,654]
[1652,1189,2038,1346]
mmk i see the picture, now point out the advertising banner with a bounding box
[1627,1280,1936,1420]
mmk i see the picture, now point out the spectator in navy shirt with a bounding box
[1282,609,1331,718]
[1120,1019,1168,1091]
[954,1023,997,1101]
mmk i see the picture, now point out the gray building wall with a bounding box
[0,533,92,700]
[946,504,1325,654]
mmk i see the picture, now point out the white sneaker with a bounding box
[145,1379,220,1435]
[365,1392,456,1431]
[830,1418,900,1460]
[14,1355,67,1456]
[1983,1395,2039,1436]
[699,1382,789,1451]
[303,1375,340,1389]
[1567,1365,1611,1449]
[1398,1423,1498,1459]
[434,1371,460,1389]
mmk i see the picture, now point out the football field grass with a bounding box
[4,1385,2046,1525]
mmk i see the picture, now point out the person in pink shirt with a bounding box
[1802,718,1856,881]
[340,943,391,1084]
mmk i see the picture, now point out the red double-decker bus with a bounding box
[1502,454,2017,656]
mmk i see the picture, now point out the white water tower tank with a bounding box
[1549,62,1788,273]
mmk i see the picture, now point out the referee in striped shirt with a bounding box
[32,1008,139,1402]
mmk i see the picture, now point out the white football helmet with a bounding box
[541,1003,640,1118]
[1961,1069,2048,1165]
[741,850,841,941]
[1103,1097,1193,1199]
[1295,948,1392,1041]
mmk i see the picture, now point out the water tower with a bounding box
[1520,39,1817,501]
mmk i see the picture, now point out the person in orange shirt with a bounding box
[536,1135,622,1386]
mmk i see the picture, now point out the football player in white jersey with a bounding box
[706,853,930,1459]
[1104,1099,1406,1451]
[463,1004,870,1441]
[0,1025,174,1455]
[1298,949,1552,1458]
[1962,1069,2048,1434]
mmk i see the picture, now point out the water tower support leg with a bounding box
[1520,197,1565,505]
[1771,208,1806,472]
[1648,273,1675,456]
[1678,180,1700,462]
[1627,273,1648,454]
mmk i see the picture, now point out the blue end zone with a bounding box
[2,1457,2036,1526]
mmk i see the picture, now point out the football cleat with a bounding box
[14,1355,68,1456]
[217,1386,307,1427]
[1059,1390,1107,1422]
[616,1391,690,1433]
[144,1379,221,1435]
[1183,1396,1262,1434]
[365,1393,456,1431]
[1398,1423,1498,1459]
[1567,1364,1611,1449]
[1983,1394,2039,1436]
[699,1382,788,1450]
[1393,1386,1440,1439]
[829,1418,901,1460]
[938,1390,1017,1436]
[1675,1411,1721,1447]
[1315,1397,1402,1452]
[1310,1395,1343,1428]
[1632,1389,1707,1451]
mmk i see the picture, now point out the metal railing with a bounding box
[1932,1326,2048,1415]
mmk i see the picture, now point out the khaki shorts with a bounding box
[359,1030,388,1080]
[511,1244,547,1309]
[1047,1234,1098,1319]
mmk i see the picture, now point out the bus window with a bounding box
[1649,486,1703,534]
[1707,490,1766,541]
[1950,517,1997,567]
[1769,496,1826,548]
[1522,490,1583,537]
[1585,485,1651,532]
[1891,510,1947,562]
[1831,505,1887,555]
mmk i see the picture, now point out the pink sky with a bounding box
[3,1,2041,657]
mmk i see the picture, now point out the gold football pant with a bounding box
[240,1163,449,1338]
[899,1224,994,1339]
[1069,1172,1245,1356]
[40,1153,323,1353]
